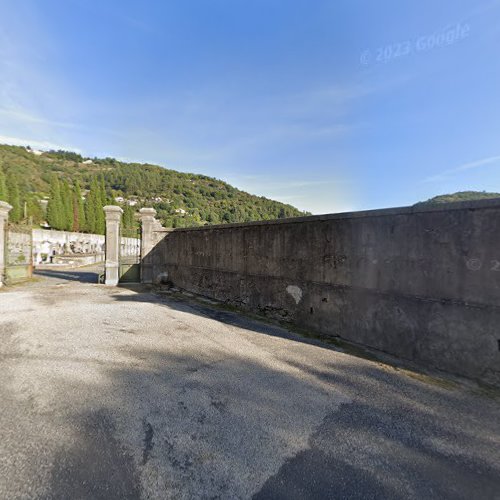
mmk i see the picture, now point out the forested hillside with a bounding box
[415,191,500,206]
[0,144,308,233]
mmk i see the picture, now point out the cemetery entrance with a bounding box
[119,229,141,284]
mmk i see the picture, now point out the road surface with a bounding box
[0,268,499,499]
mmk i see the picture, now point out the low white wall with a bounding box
[32,229,105,264]
[33,229,141,265]
[52,254,105,266]
[121,236,141,258]
[32,229,140,266]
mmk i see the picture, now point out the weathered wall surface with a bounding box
[148,199,500,385]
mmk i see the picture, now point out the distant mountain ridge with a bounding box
[415,191,500,206]
[0,144,309,228]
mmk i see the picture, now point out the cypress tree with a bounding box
[0,164,7,202]
[61,179,73,231]
[85,187,96,233]
[47,175,63,229]
[93,176,105,234]
[123,204,132,229]
[99,175,108,206]
[85,176,103,233]
[122,204,136,236]
[73,181,85,232]
[6,175,22,223]
[26,195,44,224]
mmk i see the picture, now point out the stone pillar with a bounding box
[103,206,123,286]
[0,201,12,287]
[139,208,157,284]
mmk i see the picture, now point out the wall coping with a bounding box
[32,228,106,236]
[153,197,500,233]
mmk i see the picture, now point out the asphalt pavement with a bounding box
[0,268,499,499]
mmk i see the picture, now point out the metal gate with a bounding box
[119,229,141,283]
[5,224,33,284]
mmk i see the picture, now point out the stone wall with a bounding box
[32,229,105,264]
[32,229,139,266]
[148,199,500,386]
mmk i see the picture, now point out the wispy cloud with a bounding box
[0,107,79,130]
[224,173,357,215]
[236,176,341,190]
[0,3,91,152]
[0,135,81,153]
[423,154,500,183]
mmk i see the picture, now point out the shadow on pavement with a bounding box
[34,268,100,284]
[47,343,500,499]
[8,280,496,498]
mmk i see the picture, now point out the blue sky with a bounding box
[1,0,499,213]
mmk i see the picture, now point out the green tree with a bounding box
[122,204,131,227]
[95,176,106,234]
[0,164,7,202]
[99,175,108,206]
[0,143,308,230]
[85,186,96,233]
[61,179,73,230]
[47,175,64,229]
[6,174,22,223]
[85,176,105,234]
[122,204,138,237]
[72,181,85,232]
[26,195,44,224]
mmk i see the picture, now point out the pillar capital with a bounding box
[104,205,124,213]
[104,205,123,223]
[0,201,13,220]
[139,207,157,222]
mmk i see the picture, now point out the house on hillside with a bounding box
[174,208,187,215]
[29,149,43,156]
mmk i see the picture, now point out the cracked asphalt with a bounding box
[0,267,499,499]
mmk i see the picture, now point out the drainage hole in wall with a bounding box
[310,307,314,314]
[322,297,328,303]
[498,339,500,352]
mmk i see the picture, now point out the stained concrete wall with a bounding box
[148,199,500,386]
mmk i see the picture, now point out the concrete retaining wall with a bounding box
[148,199,500,386]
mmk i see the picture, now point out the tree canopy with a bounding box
[415,191,500,206]
[0,144,309,231]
